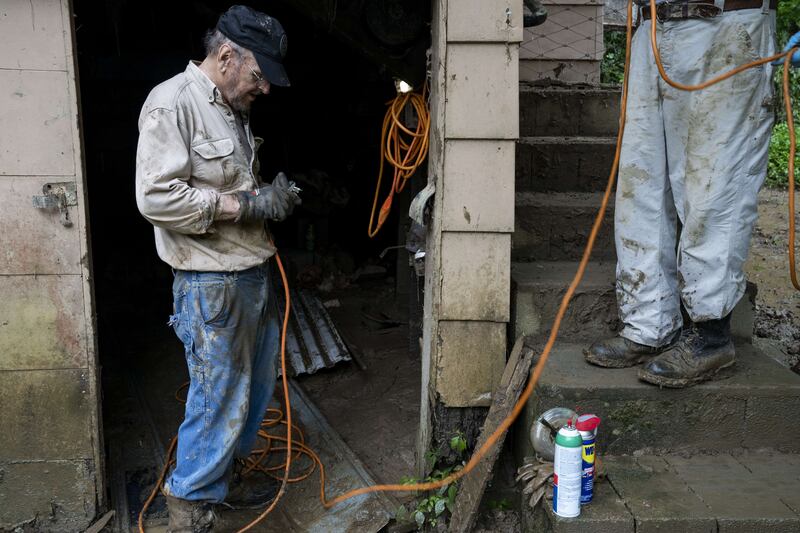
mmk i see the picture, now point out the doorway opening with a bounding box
[74,1,430,528]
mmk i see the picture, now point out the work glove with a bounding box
[775,31,800,67]
[236,180,291,223]
[272,171,302,210]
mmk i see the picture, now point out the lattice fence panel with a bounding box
[520,0,606,84]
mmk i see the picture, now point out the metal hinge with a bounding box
[32,182,77,227]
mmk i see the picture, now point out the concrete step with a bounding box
[513,192,615,262]
[511,260,618,344]
[516,136,617,193]
[522,452,800,532]
[515,340,800,459]
[519,85,621,138]
[511,261,756,345]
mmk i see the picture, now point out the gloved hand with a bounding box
[775,31,800,67]
[272,172,302,209]
[236,182,291,223]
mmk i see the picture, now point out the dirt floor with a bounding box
[745,188,800,370]
[298,279,421,503]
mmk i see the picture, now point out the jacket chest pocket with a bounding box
[191,138,240,188]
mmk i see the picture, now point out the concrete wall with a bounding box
[418,0,520,471]
[0,1,103,530]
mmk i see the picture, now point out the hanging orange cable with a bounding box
[367,83,430,238]
[784,53,800,290]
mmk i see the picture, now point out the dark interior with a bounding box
[75,0,430,319]
[74,0,429,525]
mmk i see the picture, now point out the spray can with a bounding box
[575,414,601,504]
[553,421,582,518]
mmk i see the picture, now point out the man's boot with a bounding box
[165,494,215,533]
[584,336,673,368]
[638,314,735,388]
[221,460,280,510]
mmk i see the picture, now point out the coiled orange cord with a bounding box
[138,251,302,533]
[139,4,798,530]
[367,83,431,238]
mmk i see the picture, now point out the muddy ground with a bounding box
[745,188,800,370]
[299,279,421,503]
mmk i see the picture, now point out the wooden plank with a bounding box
[447,0,524,43]
[437,320,507,407]
[442,141,516,233]
[445,43,519,139]
[0,275,87,370]
[0,69,75,176]
[440,233,511,321]
[0,0,67,71]
[448,336,534,532]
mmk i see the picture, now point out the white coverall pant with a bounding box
[616,7,776,347]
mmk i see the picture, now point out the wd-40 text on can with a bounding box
[575,414,601,504]
[553,422,582,518]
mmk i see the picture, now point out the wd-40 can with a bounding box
[553,422,583,518]
[576,414,601,504]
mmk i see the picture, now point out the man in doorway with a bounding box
[584,1,779,387]
[135,5,299,530]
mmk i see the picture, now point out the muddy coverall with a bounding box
[616,3,776,347]
[135,62,280,502]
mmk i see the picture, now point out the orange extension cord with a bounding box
[367,83,431,238]
[139,2,798,530]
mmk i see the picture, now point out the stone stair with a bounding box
[514,85,621,264]
[513,84,623,344]
[526,452,800,532]
[512,83,800,531]
[520,341,800,456]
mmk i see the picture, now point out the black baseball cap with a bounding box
[216,5,290,87]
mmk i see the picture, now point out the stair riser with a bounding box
[520,89,621,137]
[512,280,756,345]
[513,205,616,262]
[511,281,619,343]
[516,141,616,193]
[523,392,800,456]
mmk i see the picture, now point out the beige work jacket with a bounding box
[135,62,275,271]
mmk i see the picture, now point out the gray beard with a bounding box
[228,96,251,114]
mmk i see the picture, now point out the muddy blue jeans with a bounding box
[164,263,280,502]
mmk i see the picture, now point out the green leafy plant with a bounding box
[487,498,513,511]
[767,121,800,188]
[601,31,626,86]
[394,433,470,530]
[424,448,440,470]
[449,432,467,455]
[768,0,800,189]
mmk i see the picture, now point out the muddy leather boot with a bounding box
[222,467,280,510]
[584,336,671,368]
[638,314,735,388]
[165,494,215,533]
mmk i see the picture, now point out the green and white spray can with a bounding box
[553,421,582,518]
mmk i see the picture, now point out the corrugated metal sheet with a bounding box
[278,289,351,376]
